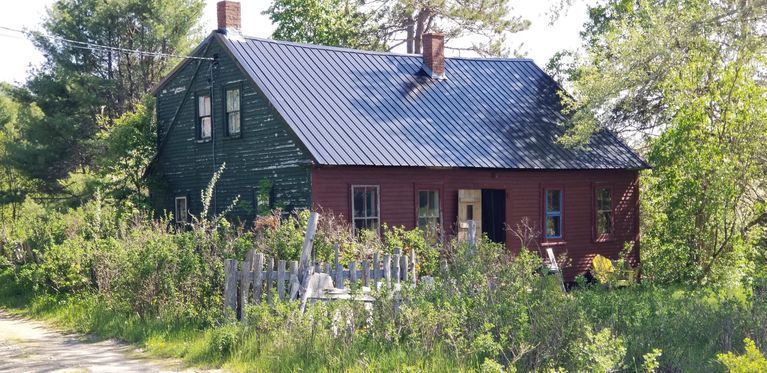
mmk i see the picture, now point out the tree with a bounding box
[266,0,386,51]
[0,84,35,221]
[7,0,204,196]
[557,0,767,284]
[266,0,530,56]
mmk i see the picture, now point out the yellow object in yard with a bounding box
[592,254,615,284]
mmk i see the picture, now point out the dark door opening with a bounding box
[481,189,506,244]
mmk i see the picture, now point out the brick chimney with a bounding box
[422,32,445,79]
[217,1,241,34]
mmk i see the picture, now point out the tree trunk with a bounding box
[413,9,431,54]
[406,22,414,54]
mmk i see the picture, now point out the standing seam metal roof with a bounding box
[218,33,649,170]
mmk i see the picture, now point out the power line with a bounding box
[0,26,214,61]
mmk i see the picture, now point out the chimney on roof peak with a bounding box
[217,1,241,34]
[422,32,445,79]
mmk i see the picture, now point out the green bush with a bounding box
[717,338,767,373]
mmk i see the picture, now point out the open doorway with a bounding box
[481,189,506,244]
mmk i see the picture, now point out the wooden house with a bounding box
[148,1,649,278]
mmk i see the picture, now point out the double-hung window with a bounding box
[417,190,440,238]
[352,185,379,234]
[175,196,188,224]
[545,189,562,239]
[198,95,212,140]
[595,187,613,237]
[226,88,240,136]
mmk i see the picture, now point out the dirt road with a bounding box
[0,310,212,372]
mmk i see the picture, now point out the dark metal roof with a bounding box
[217,33,649,170]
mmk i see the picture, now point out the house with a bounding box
[148,1,649,278]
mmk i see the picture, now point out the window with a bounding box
[596,187,613,236]
[417,190,440,234]
[175,196,188,224]
[198,95,211,139]
[352,185,379,233]
[545,189,562,238]
[226,88,240,136]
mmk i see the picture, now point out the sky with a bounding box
[0,0,593,85]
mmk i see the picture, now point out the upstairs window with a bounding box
[352,185,379,234]
[226,88,240,136]
[596,187,613,236]
[417,190,440,240]
[545,189,562,239]
[198,95,211,140]
[175,196,188,224]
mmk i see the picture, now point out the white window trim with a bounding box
[225,87,241,136]
[351,185,380,233]
[175,196,188,224]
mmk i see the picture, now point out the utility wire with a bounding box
[0,25,214,61]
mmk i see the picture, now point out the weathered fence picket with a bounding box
[223,248,419,318]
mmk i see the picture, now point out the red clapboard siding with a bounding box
[311,166,640,279]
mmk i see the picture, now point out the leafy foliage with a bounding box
[5,0,203,197]
[556,0,767,285]
[266,0,531,56]
[266,0,386,51]
[718,338,767,373]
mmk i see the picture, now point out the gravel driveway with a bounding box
[0,310,214,372]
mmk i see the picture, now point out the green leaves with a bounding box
[559,0,767,285]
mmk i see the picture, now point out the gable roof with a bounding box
[213,32,648,170]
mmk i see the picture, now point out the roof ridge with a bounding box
[228,33,535,62]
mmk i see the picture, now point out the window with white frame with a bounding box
[418,189,440,241]
[417,190,440,227]
[595,187,612,236]
[226,88,240,136]
[175,196,188,224]
[545,189,562,238]
[198,95,211,139]
[352,185,379,233]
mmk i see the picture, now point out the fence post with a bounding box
[373,252,380,286]
[400,253,408,283]
[362,260,370,288]
[334,244,344,289]
[383,254,391,285]
[252,253,264,303]
[392,249,401,285]
[410,248,417,284]
[265,256,274,304]
[277,260,286,300]
[468,220,477,255]
[239,251,254,319]
[224,259,238,317]
[288,261,300,299]
[349,261,357,290]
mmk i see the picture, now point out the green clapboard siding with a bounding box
[150,37,312,222]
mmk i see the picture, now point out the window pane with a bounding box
[597,211,612,235]
[546,215,561,237]
[546,190,561,212]
[200,117,211,138]
[597,188,611,211]
[227,89,240,112]
[175,198,187,222]
[228,112,240,134]
[419,191,428,213]
[199,95,211,116]
[467,204,474,220]
[353,188,364,218]
[367,187,378,217]
[428,191,439,216]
